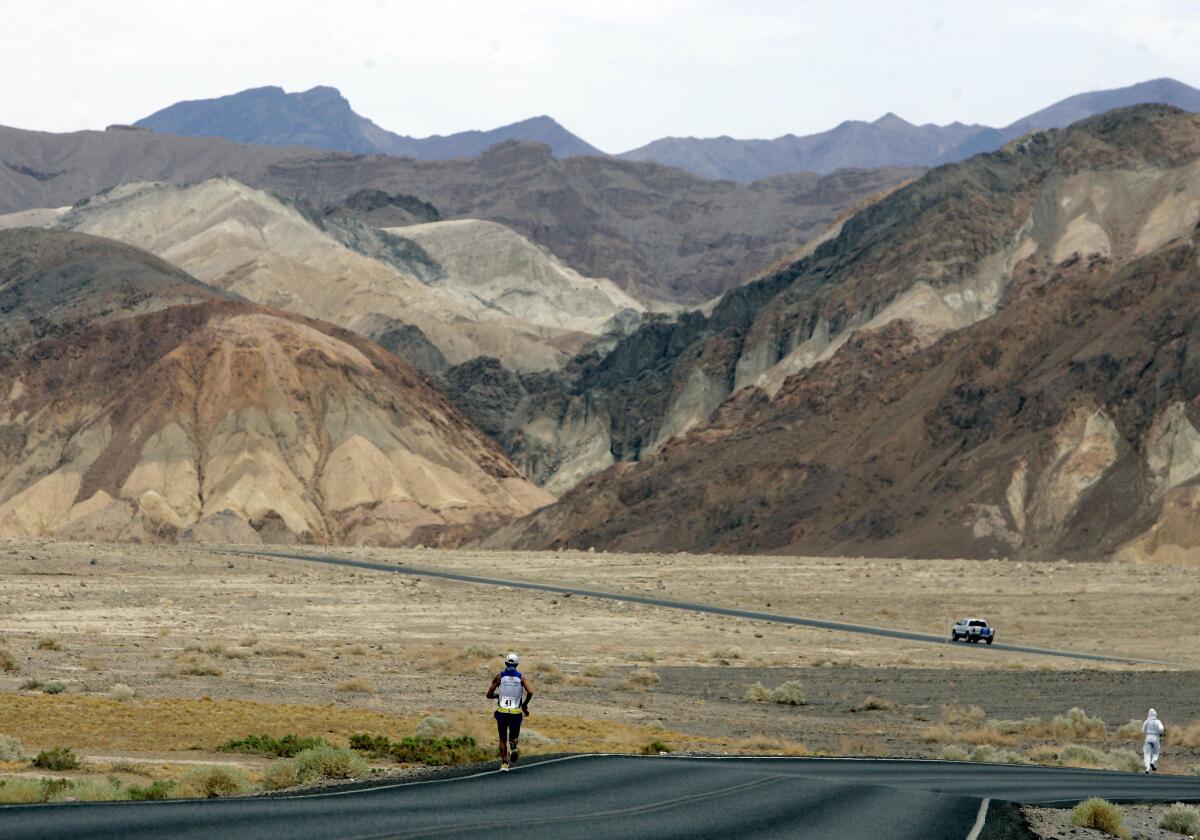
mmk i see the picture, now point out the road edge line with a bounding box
[966,797,990,840]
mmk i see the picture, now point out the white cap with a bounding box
[504,652,519,666]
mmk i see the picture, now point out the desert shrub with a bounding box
[293,745,368,781]
[942,745,970,761]
[126,779,175,801]
[33,746,80,770]
[770,682,806,706]
[42,682,65,695]
[941,704,986,726]
[461,644,498,659]
[36,638,62,651]
[83,658,105,673]
[1103,751,1143,774]
[335,677,377,694]
[1160,802,1200,834]
[176,765,249,798]
[744,680,805,705]
[582,665,605,678]
[0,734,26,761]
[19,679,42,691]
[260,759,301,791]
[413,716,453,739]
[1174,721,1200,749]
[63,778,126,802]
[640,740,671,754]
[1116,719,1143,740]
[1050,708,1107,740]
[255,644,307,658]
[222,647,253,660]
[1060,744,1107,768]
[1070,798,1130,839]
[710,647,742,661]
[536,664,563,685]
[745,682,772,702]
[0,777,48,804]
[175,653,223,677]
[0,647,18,673]
[852,695,895,712]
[218,734,327,758]
[988,717,1043,735]
[349,734,489,766]
[967,745,1029,765]
[624,651,656,662]
[108,683,135,701]
[627,669,660,690]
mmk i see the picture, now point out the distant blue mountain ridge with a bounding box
[135,78,1200,180]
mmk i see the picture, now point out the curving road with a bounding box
[231,549,1163,665]
[6,755,1200,840]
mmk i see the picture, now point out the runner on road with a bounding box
[1143,708,1165,773]
[487,652,534,772]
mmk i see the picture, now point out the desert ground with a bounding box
[1,539,1198,805]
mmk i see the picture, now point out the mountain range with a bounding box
[130,79,1200,180]
[485,104,1200,561]
[135,85,603,159]
[0,124,913,304]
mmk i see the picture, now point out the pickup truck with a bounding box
[950,618,995,644]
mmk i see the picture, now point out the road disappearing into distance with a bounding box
[233,549,1165,666]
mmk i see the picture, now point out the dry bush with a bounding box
[108,684,135,702]
[0,734,26,761]
[62,778,125,802]
[347,646,367,657]
[582,665,605,678]
[852,695,895,712]
[1049,708,1107,741]
[260,758,300,791]
[36,638,62,651]
[413,716,453,739]
[238,635,259,648]
[175,653,224,677]
[335,677,378,694]
[294,745,368,781]
[184,642,226,657]
[0,647,18,673]
[734,736,808,756]
[837,736,886,756]
[942,745,970,761]
[0,778,47,804]
[83,658,105,673]
[222,647,253,660]
[745,682,772,702]
[1173,721,1200,748]
[709,647,742,662]
[744,681,805,706]
[627,669,660,691]
[460,644,498,659]
[175,765,249,798]
[1070,798,1130,840]
[964,744,1030,765]
[940,704,986,726]
[536,664,563,685]
[624,651,656,662]
[1160,803,1200,834]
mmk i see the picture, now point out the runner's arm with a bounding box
[486,674,501,699]
[521,675,535,714]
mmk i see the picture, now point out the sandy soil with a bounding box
[1,539,1197,769]
[1024,802,1199,839]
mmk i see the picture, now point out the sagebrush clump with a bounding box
[349,733,489,766]
[0,733,26,761]
[175,766,249,798]
[32,746,80,770]
[1070,798,1131,840]
[260,759,301,791]
[218,733,327,758]
[745,681,805,705]
[1159,802,1200,834]
[293,745,368,781]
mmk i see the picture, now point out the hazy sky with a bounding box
[4,0,1198,151]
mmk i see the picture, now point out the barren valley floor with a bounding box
[1,539,1198,780]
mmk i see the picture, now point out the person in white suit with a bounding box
[1142,708,1164,773]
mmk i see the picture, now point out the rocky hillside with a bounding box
[0,229,551,545]
[0,124,918,304]
[135,85,602,159]
[11,178,631,373]
[488,105,1200,560]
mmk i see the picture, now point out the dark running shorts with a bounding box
[494,710,523,742]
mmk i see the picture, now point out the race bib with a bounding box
[499,695,520,709]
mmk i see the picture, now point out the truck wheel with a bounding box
[985,638,993,645]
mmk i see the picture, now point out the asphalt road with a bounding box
[233,549,1161,665]
[7,756,1200,840]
